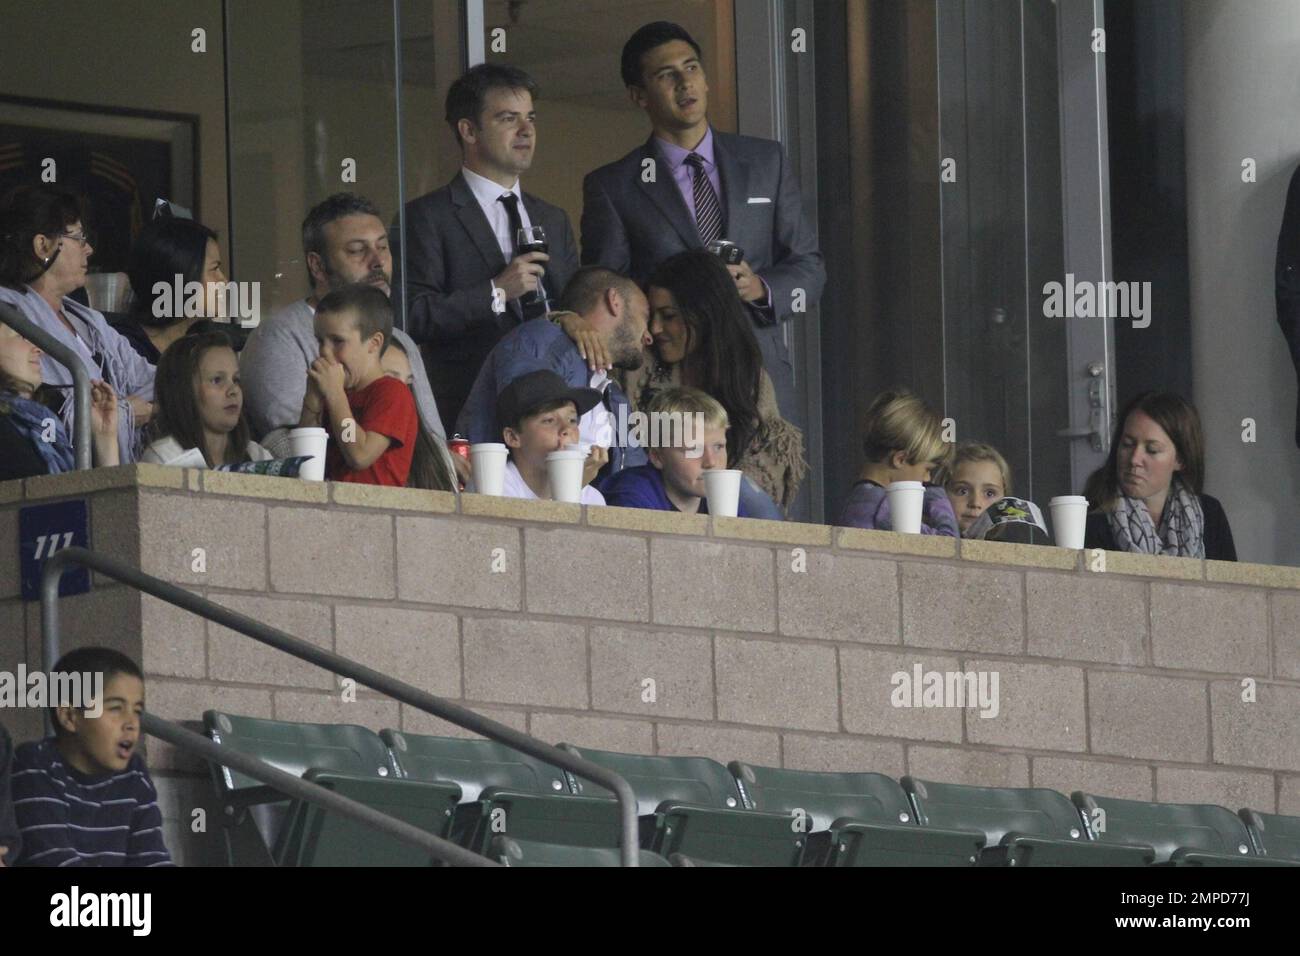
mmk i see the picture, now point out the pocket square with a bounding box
[747,197,772,204]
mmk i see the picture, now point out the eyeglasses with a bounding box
[59,232,93,249]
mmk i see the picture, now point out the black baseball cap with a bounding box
[496,369,602,430]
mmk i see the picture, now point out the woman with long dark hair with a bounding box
[628,249,806,512]
[0,185,155,463]
[142,331,270,468]
[1083,392,1236,560]
[109,217,233,363]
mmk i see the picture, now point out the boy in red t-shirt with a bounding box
[297,284,417,485]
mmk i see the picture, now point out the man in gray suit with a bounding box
[581,21,825,426]
[394,64,580,431]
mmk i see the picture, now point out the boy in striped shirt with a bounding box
[11,647,173,867]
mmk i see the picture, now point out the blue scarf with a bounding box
[0,392,75,474]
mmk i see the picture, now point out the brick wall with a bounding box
[2,465,1299,864]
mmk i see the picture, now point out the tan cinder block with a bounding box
[459,493,581,524]
[1088,549,1203,581]
[272,691,400,734]
[395,516,520,610]
[1088,671,1208,762]
[711,516,833,547]
[334,605,460,699]
[1211,679,1300,772]
[138,494,266,590]
[140,594,206,679]
[1150,583,1269,674]
[1271,592,1300,680]
[780,734,906,776]
[900,563,1023,654]
[0,508,19,599]
[398,704,528,739]
[144,681,273,773]
[1031,757,1153,802]
[207,593,335,691]
[268,507,394,599]
[715,635,838,731]
[960,539,1079,571]
[839,648,963,742]
[1280,776,1300,816]
[524,528,649,622]
[185,470,202,492]
[24,463,182,501]
[0,479,21,504]
[530,712,655,754]
[29,586,141,664]
[587,505,708,536]
[778,551,900,644]
[655,722,781,767]
[589,626,713,720]
[1155,767,1275,812]
[1026,572,1147,665]
[462,617,587,708]
[1206,559,1300,590]
[906,745,1030,788]
[836,526,958,559]
[330,482,456,513]
[90,490,141,586]
[201,469,328,503]
[1,601,41,742]
[964,659,1086,752]
[650,538,775,632]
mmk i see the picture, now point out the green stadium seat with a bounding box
[489,835,673,867]
[561,746,805,866]
[1238,809,1300,863]
[1073,792,1299,866]
[381,729,621,855]
[203,711,402,866]
[902,776,1153,866]
[731,762,984,866]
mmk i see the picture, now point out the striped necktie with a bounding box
[684,152,722,246]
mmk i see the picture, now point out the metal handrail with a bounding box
[0,300,92,470]
[41,547,642,866]
[142,711,494,867]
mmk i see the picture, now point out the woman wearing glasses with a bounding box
[0,184,155,463]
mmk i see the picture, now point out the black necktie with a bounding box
[497,192,547,319]
[684,153,722,246]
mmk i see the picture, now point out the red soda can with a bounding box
[448,435,471,460]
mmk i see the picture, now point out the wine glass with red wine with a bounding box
[516,225,552,311]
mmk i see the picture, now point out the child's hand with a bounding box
[582,445,609,487]
[452,452,472,489]
[307,357,347,400]
[90,380,119,436]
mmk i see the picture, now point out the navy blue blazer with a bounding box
[455,318,648,479]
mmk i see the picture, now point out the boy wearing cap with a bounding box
[498,369,608,505]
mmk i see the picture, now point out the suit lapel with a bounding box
[636,137,703,250]
[713,133,750,247]
[450,172,508,273]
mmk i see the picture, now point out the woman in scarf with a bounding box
[0,321,120,480]
[623,249,806,516]
[1083,392,1236,561]
[0,185,155,464]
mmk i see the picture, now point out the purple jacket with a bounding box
[838,481,960,536]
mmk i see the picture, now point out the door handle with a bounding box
[1057,362,1109,453]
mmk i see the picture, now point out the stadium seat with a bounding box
[204,711,408,866]
[1238,809,1300,863]
[561,746,805,866]
[902,776,1154,866]
[1073,792,1300,866]
[489,835,673,867]
[731,762,985,866]
[381,730,621,854]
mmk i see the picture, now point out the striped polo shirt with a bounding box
[11,738,173,867]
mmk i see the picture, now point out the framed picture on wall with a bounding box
[0,95,198,277]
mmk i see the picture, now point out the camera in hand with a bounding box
[707,239,744,265]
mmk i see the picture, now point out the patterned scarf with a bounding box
[0,391,75,474]
[1106,473,1205,558]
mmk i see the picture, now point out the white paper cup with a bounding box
[286,427,329,481]
[546,449,587,503]
[887,480,925,533]
[702,469,743,518]
[469,443,509,496]
[1049,495,1089,549]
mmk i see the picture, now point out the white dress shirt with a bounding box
[579,369,617,450]
[461,165,533,262]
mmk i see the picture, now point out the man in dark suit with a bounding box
[581,21,825,426]
[1278,162,1300,449]
[394,64,580,431]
